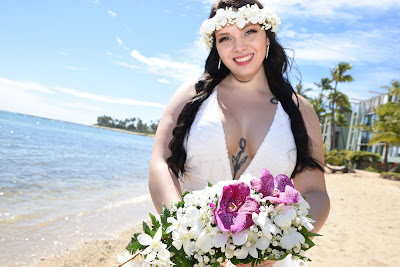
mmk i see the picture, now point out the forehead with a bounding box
[215,23,262,36]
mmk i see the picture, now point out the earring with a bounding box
[218,58,221,70]
[266,44,270,59]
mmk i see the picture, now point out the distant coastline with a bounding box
[91,125,155,137]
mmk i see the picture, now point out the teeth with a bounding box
[235,54,253,63]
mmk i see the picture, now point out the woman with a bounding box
[149,1,330,266]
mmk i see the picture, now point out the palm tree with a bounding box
[329,62,353,150]
[312,78,332,124]
[368,102,400,171]
[309,98,326,124]
[295,82,312,100]
[380,79,400,101]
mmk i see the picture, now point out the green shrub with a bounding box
[364,166,380,173]
[325,149,352,166]
[346,151,381,169]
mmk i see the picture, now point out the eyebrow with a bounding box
[215,23,256,37]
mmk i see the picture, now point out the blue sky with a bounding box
[0,0,399,125]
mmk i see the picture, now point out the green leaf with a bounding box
[160,203,172,230]
[142,221,151,235]
[149,213,160,231]
[208,181,213,187]
[126,233,144,254]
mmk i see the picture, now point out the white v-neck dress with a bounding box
[180,87,302,267]
[181,87,297,191]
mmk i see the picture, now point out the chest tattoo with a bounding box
[231,138,248,179]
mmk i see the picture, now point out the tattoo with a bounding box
[270,97,278,105]
[231,138,248,179]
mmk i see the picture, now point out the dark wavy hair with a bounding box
[167,0,324,178]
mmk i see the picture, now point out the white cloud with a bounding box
[113,61,139,69]
[64,65,87,71]
[57,51,69,56]
[62,102,103,111]
[286,29,398,66]
[55,87,165,108]
[0,77,54,94]
[0,78,96,124]
[158,79,170,84]
[201,0,399,21]
[116,37,131,51]
[261,0,400,18]
[0,77,166,125]
[107,10,117,17]
[129,50,203,83]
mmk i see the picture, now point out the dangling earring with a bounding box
[266,44,270,59]
[218,58,221,70]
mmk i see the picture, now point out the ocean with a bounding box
[0,111,156,266]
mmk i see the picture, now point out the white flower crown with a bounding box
[200,4,281,50]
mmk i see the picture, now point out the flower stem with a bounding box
[119,251,141,267]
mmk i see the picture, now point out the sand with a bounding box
[31,170,400,267]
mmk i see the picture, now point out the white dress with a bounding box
[181,87,304,267]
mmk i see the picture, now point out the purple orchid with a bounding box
[211,182,260,233]
[250,169,300,204]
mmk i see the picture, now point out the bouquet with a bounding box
[117,169,319,267]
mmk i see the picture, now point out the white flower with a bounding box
[233,246,248,259]
[212,233,229,248]
[171,227,197,256]
[199,4,281,50]
[252,212,280,238]
[232,232,247,246]
[300,215,315,231]
[195,224,218,253]
[233,231,270,259]
[280,227,305,250]
[166,207,183,233]
[274,208,296,230]
[137,227,169,263]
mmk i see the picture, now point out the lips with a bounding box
[233,54,254,65]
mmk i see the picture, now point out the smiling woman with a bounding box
[148,0,330,266]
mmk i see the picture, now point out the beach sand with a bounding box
[31,170,400,267]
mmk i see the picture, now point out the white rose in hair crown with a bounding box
[117,169,320,267]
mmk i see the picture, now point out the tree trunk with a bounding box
[330,82,338,150]
[384,142,389,172]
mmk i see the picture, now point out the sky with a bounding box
[0,0,399,125]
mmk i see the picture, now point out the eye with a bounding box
[218,36,230,43]
[245,29,257,35]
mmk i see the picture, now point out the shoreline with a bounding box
[30,171,400,267]
[90,125,155,137]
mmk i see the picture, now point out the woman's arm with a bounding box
[148,82,196,214]
[293,96,330,233]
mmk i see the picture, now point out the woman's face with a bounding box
[215,23,268,81]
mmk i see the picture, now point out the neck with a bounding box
[230,73,252,83]
[225,68,270,94]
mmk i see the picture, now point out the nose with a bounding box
[233,38,247,53]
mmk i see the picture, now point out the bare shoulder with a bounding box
[292,93,324,163]
[164,81,197,116]
[152,82,196,160]
[292,94,320,131]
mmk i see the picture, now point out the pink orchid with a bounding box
[211,182,260,234]
[250,169,300,204]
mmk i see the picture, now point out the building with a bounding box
[347,92,400,164]
[322,92,400,165]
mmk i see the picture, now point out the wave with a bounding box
[99,194,152,212]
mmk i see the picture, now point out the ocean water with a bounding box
[0,111,156,266]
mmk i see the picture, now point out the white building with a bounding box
[345,92,400,164]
